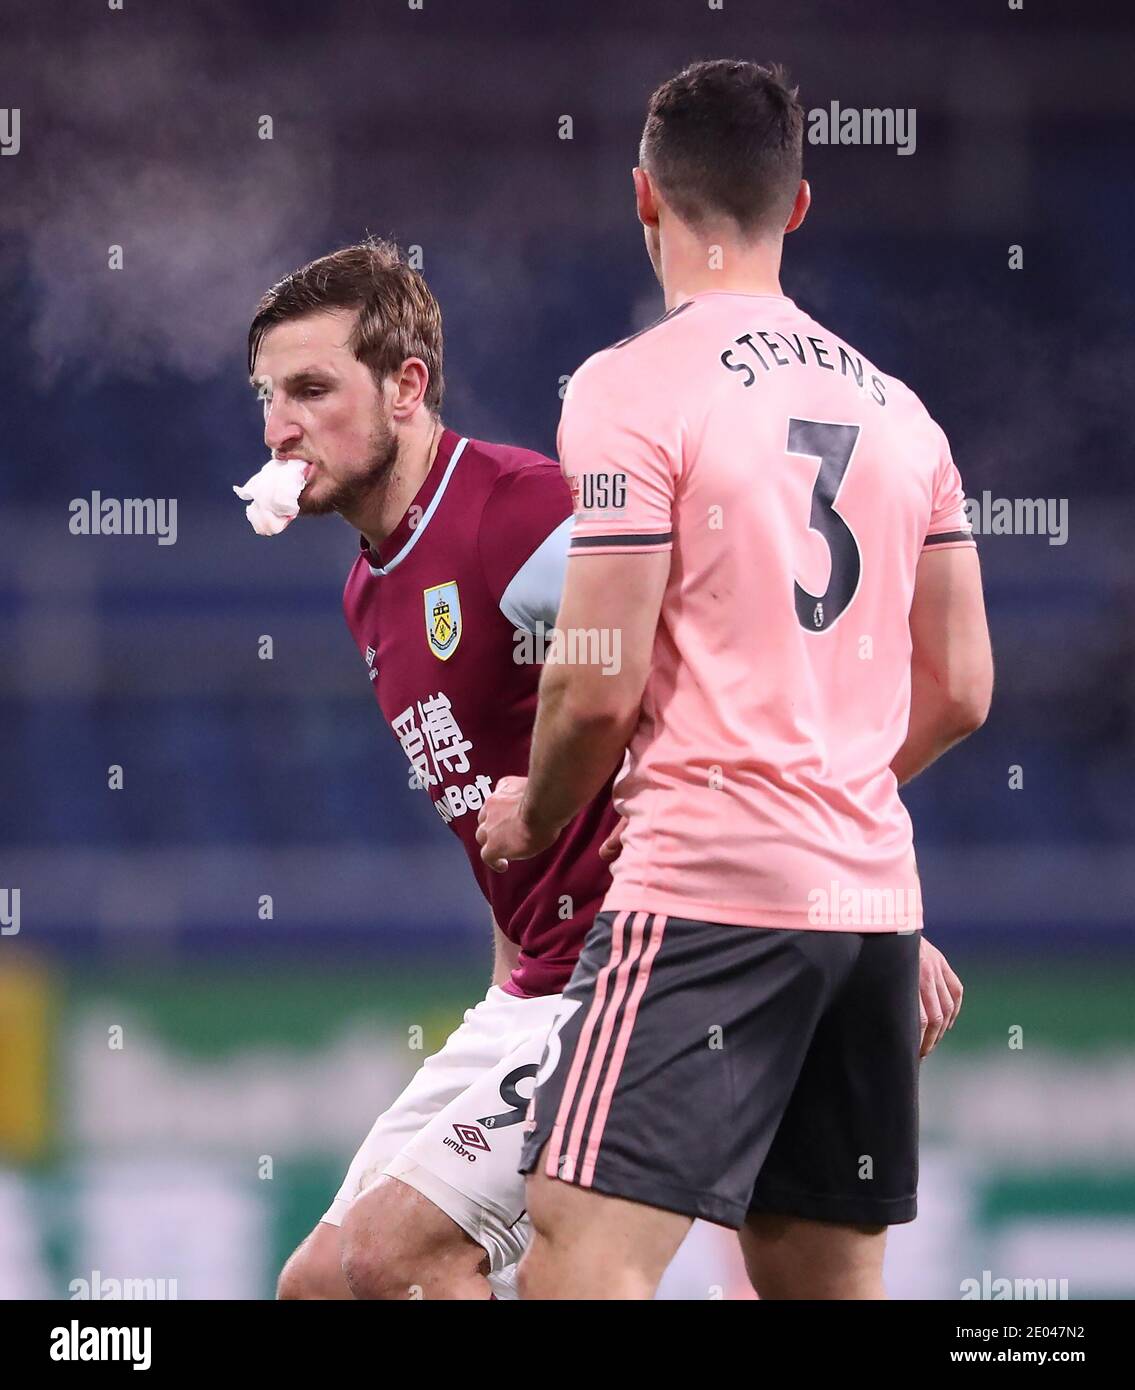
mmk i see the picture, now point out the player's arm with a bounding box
[476,550,668,870]
[478,350,678,870]
[892,546,992,786]
[525,549,668,835]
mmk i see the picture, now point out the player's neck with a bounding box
[660,229,786,310]
[349,416,444,550]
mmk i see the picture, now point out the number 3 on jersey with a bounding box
[788,418,862,633]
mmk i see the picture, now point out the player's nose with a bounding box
[263,399,302,453]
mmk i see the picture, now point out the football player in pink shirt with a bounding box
[242,237,963,1302]
[478,60,992,1300]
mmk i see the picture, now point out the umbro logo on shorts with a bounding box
[444,1123,491,1161]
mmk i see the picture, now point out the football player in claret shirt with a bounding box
[478,60,991,1300]
[244,238,616,1301]
[243,237,964,1302]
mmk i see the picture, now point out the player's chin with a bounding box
[297,482,340,517]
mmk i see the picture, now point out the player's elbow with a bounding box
[947,696,988,741]
[560,689,639,737]
[942,670,993,738]
[544,664,642,735]
[918,638,993,742]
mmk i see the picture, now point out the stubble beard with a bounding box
[299,410,400,518]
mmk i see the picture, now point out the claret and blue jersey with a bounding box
[342,427,618,998]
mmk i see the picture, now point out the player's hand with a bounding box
[598,815,628,863]
[476,776,559,874]
[918,936,963,1058]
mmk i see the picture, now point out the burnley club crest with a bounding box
[424,581,461,660]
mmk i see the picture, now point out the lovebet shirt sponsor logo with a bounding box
[50,1321,152,1370]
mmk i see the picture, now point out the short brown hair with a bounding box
[247,237,444,413]
[640,59,804,237]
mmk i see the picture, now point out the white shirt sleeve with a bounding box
[498,515,572,632]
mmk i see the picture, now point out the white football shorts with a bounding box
[321,984,563,1295]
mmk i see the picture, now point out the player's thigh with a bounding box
[520,912,838,1231]
[524,1163,691,1289]
[277,1220,352,1300]
[376,993,565,1275]
[748,930,921,1231]
[322,985,518,1228]
[740,1211,887,1299]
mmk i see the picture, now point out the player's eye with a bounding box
[300,386,328,400]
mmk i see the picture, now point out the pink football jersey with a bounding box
[559,291,975,933]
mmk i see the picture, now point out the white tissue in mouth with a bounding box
[232,458,308,536]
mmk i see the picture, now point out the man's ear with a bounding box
[633,167,660,229]
[785,179,811,235]
[389,357,430,420]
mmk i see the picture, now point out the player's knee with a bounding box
[340,1238,397,1299]
[340,1180,482,1300]
[276,1255,317,1301]
[277,1225,349,1300]
[339,1202,406,1300]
